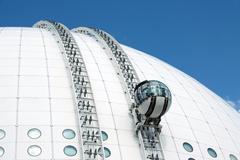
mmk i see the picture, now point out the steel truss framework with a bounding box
[74,27,165,160]
[34,20,105,160]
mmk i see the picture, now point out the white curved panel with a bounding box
[0,26,239,160]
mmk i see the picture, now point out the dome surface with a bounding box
[0,25,239,160]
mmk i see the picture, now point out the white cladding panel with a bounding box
[0,27,81,160]
[0,27,239,160]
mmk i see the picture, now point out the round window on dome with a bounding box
[27,145,42,157]
[230,154,238,160]
[101,131,108,141]
[0,146,4,157]
[0,129,6,140]
[207,148,217,158]
[98,147,111,158]
[63,145,77,156]
[183,142,193,152]
[27,128,41,139]
[62,129,76,139]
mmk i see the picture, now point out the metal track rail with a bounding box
[73,27,139,101]
[74,27,165,160]
[34,21,105,160]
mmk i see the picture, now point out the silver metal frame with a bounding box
[74,27,165,160]
[34,20,105,160]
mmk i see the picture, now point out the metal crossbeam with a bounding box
[74,27,165,160]
[34,21,105,160]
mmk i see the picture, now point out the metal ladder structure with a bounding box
[74,27,165,160]
[34,21,105,160]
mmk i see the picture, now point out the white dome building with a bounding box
[0,20,239,160]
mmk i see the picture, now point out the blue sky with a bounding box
[0,0,239,110]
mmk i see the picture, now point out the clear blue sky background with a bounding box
[0,0,239,110]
